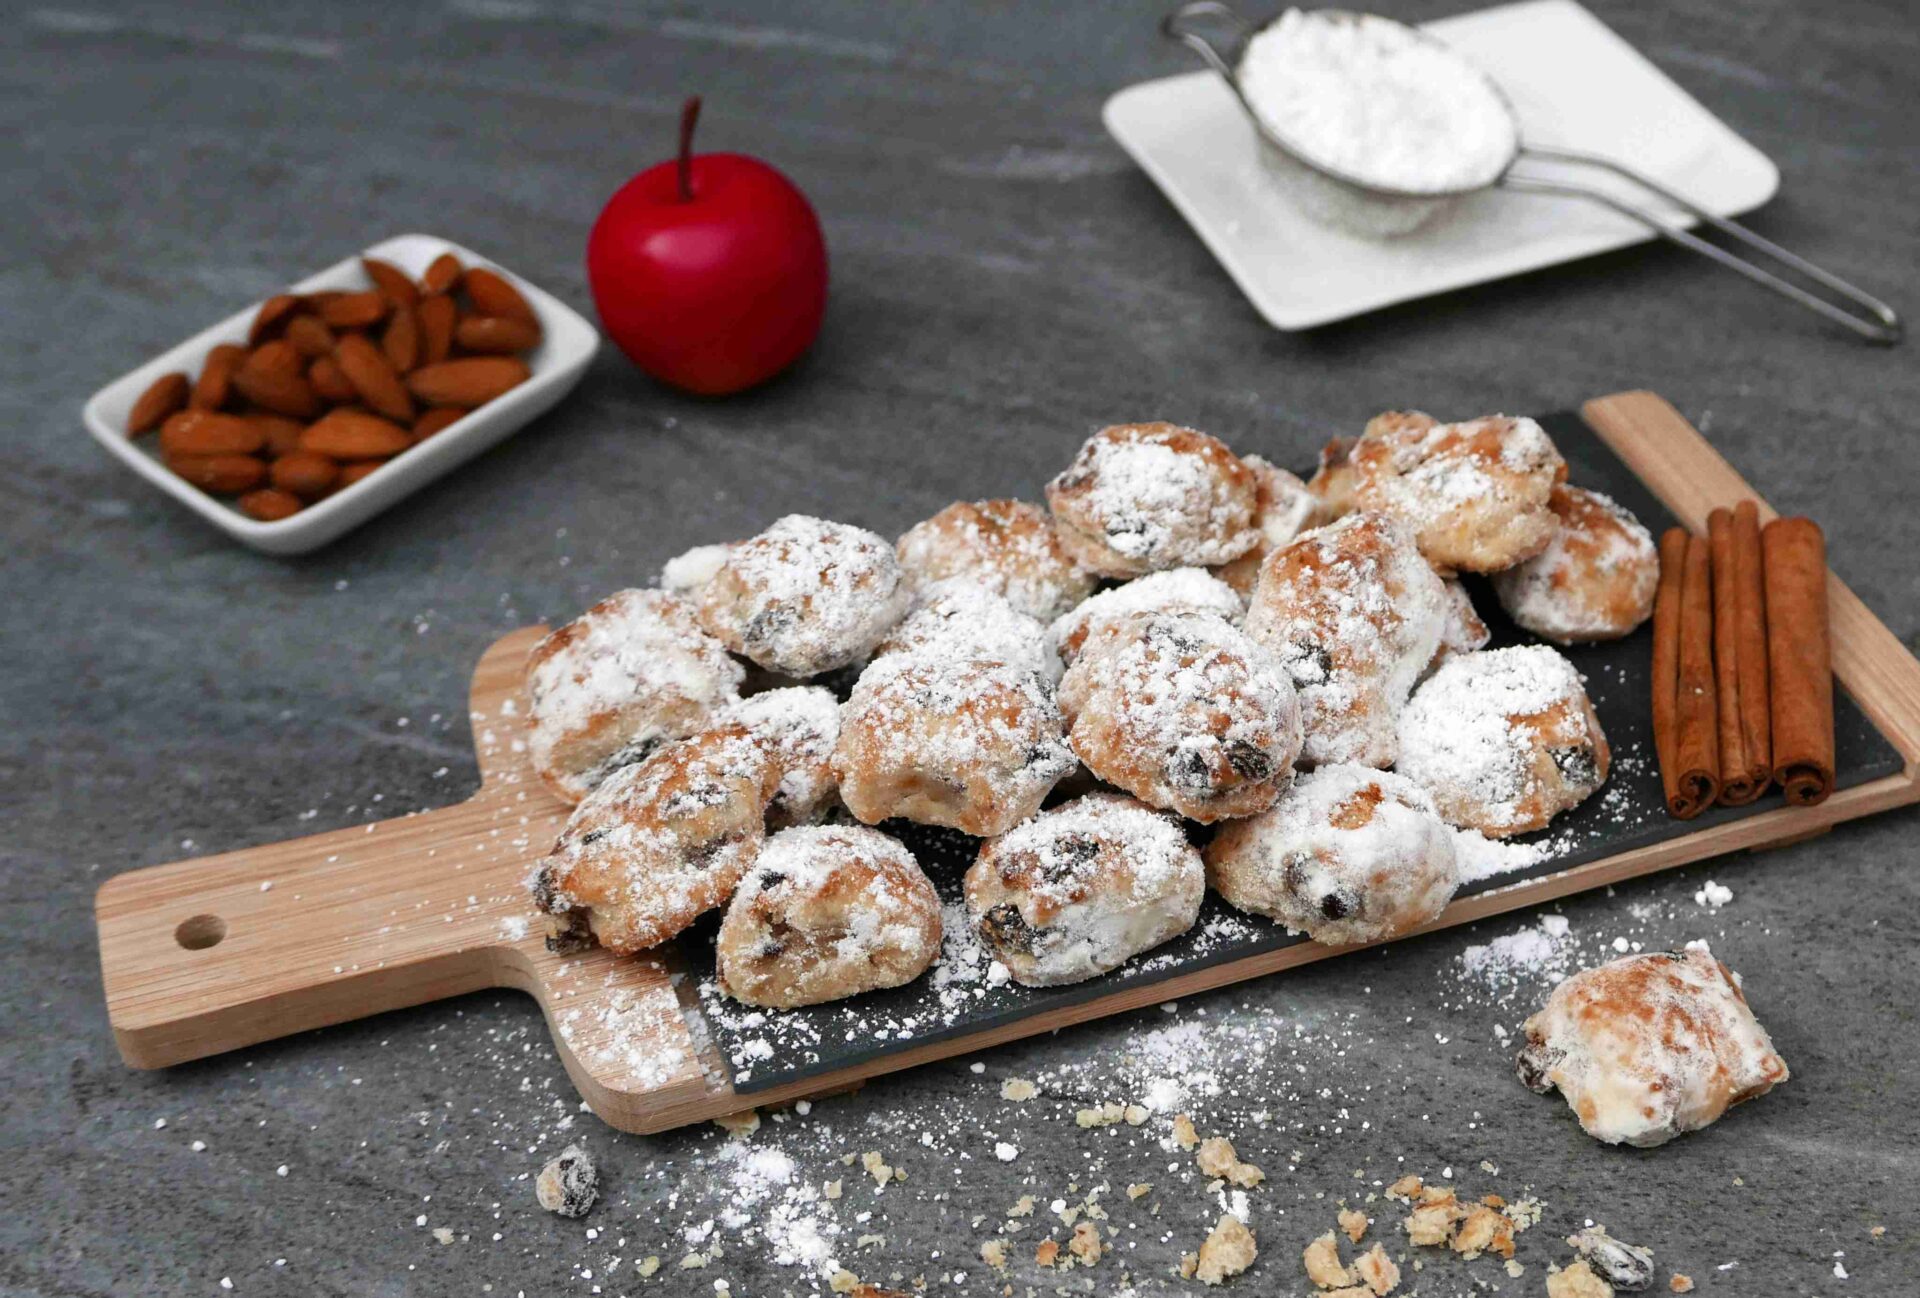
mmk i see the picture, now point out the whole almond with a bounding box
[191,343,247,410]
[238,488,304,521]
[167,452,267,495]
[383,306,421,373]
[233,341,321,417]
[416,294,457,365]
[301,408,412,459]
[319,291,390,330]
[338,460,389,487]
[286,314,336,358]
[421,252,464,295]
[334,333,415,422]
[247,412,307,457]
[269,451,338,499]
[463,267,536,324]
[160,409,267,457]
[455,315,542,354]
[309,355,357,403]
[411,406,468,442]
[247,294,302,346]
[407,357,531,407]
[128,372,190,435]
[361,257,421,309]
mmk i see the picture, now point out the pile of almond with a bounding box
[125,251,540,521]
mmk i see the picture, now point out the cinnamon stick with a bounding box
[1709,510,1763,805]
[1671,532,1722,817]
[1730,501,1772,790]
[1651,527,1687,808]
[1762,516,1833,806]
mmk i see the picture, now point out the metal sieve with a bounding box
[1163,1,1901,343]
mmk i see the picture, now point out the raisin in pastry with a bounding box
[966,793,1203,986]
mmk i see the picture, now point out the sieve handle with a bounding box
[1161,0,1253,81]
[1503,145,1902,344]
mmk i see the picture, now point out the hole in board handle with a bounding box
[175,914,228,950]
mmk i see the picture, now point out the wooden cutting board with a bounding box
[95,392,1920,1134]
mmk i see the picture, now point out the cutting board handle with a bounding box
[94,796,558,1069]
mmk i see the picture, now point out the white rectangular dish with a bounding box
[1103,0,1781,330]
[83,233,598,556]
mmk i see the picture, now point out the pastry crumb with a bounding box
[1354,1242,1399,1295]
[1546,1259,1613,1298]
[1197,1136,1265,1187]
[1069,1220,1103,1266]
[713,1109,760,1139]
[1034,1238,1060,1268]
[1304,1231,1355,1288]
[1000,1077,1037,1102]
[637,1256,660,1277]
[1127,1182,1152,1201]
[534,1145,597,1219]
[1173,1113,1200,1150]
[1386,1175,1423,1202]
[1196,1214,1257,1285]
[1669,1276,1694,1293]
[1339,1207,1369,1243]
[979,1239,1006,1270]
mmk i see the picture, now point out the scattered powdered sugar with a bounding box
[1450,827,1549,883]
[1461,914,1579,998]
[1693,880,1733,909]
[1238,8,1516,195]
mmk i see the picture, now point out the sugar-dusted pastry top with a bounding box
[524,588,744,803]
[715,686,841,830]
[1244,510,1447,768]
[1517,945,1789,1147]
[896,498,1095,623]
[1397,645,1609,838]
[1492,484,1659,643]
[1350,412,1565,574]
[696,513,911,677]
[873,579,1056,680]
[1046,423,1261,577]
[1205,763,1458,945]
[1046,566,1246,669]
[967,792,1203,986]
[1058,610,1302,823]
[834,653,1075,837]
[716,824,942,1009]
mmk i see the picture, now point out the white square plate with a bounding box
[83,233,599,555]
[1103,0,1781,330]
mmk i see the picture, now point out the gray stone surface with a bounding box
[5,1,1917,1294]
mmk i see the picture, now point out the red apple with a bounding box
[587,98,829,396]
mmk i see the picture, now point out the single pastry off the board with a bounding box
[1204,764,1459,945]
[966,792,1204,986]
[1516,945,1790,1147]
[715,824,942,1008]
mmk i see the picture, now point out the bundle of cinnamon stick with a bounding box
[1650,502,1833,819]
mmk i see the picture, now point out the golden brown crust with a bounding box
[1492,484,1659,643]
[896,499,1095,623]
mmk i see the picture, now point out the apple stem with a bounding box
[677,95,702,203]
